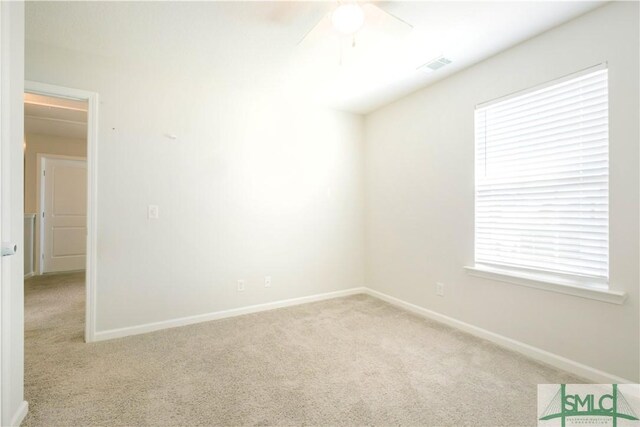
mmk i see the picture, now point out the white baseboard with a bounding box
[90,284,632,384]
[364,288,634,384]
[24,272,34,279]
[93,287,366,342]
[10,401,28,427]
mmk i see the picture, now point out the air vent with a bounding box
[418,56,452,72]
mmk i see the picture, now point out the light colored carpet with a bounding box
[24,272,581,426]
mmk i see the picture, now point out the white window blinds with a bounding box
[474,65,609,284]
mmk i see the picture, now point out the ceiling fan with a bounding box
[296,1,414,47]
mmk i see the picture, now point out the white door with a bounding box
[41,157,87,273]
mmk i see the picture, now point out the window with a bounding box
[474,64,609,288]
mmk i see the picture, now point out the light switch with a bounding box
[148,205,159,219]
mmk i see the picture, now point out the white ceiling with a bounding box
[26,1,605,114]
[24,94,87,139]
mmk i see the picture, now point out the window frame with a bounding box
[466,63,625,304]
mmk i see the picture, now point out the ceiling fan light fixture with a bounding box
[331,3,365,35]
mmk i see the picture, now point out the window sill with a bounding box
[464,265,626,305]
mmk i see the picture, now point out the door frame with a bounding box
[36,154,87,275]
[25,81,99,343]
[0,3,4,422]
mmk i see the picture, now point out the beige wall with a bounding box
[365,2,639,381]
[24,133,86,213]
[26,7,366,335]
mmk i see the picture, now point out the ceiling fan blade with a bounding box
[357,3,413,40]
[297,12,329,46]
[266,1,326,25]
[372,4,414,30]
[298,2,347,48]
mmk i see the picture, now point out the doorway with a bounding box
[23,81,98,343]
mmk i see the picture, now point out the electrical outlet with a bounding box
[148,205,159,219]
[264,276,272,288]
[436,282,445,297]
[237,280,245,292]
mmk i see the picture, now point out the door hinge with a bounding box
[42,212,45,218]
[43,170,46,176]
